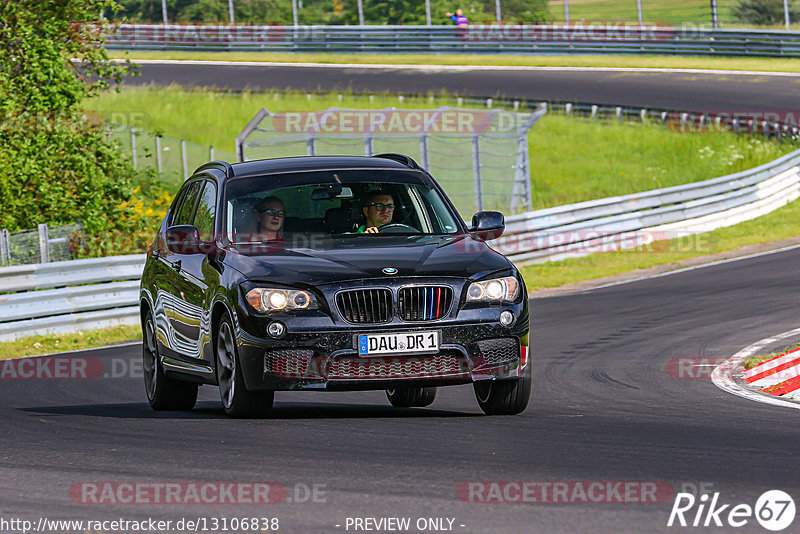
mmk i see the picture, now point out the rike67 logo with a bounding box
[668,490,795,531]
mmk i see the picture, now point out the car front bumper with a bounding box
[236,319,530,392]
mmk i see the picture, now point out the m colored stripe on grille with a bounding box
[399,286,452,321]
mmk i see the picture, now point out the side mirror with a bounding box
[165,225,201,254]
[469,211,505,241]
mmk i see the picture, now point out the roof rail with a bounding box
[372,153,421,170]
[193,161,235,177]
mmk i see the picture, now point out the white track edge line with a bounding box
[711,327,800,410]
[103,58,800,77]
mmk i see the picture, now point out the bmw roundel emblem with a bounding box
[382,267,398,275]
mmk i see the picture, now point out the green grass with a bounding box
[0,325,142,359]
[110,50,800,73]
[743,342,800,369]
[87,85,794,209]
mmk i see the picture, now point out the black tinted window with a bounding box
[174,181,202,226]
[194,181,217,242]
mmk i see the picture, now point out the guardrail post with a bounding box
[640,109,647,122]
[471,135,484,212]
[591,105,598,121]
[209,146,215,160]
[0,229,9,266]
[306,135,316,156]
[181,139,188,180]
[565,103,573,116]
[616,107,623,123]
[155,136,163,178]
[37,224,50,263]
[130,127,137,168]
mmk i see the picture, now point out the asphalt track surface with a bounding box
[125,61,800,112]
[5,248,800,533]
[4,64,800,533]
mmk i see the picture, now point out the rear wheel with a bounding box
[473,364,531,415]
[386,386,437,408]
[215,313,274,418]
[142,309,198,411]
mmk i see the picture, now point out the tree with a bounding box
[0,0,139,242]
[733,0,798,25]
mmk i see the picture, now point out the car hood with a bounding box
[225,235,511,285]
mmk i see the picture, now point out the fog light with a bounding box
[267,321,286,339]
[500,310,515,327]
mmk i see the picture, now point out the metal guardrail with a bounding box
[0,255,145,342]
[499,148,800,264]
[105,24,800,58]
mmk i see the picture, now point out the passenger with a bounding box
[358,191,395,234]
[254,196,285,241]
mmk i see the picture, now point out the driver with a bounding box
[357,190,395,234]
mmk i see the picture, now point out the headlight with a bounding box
[466,276,519,303]
[246,288,319,313]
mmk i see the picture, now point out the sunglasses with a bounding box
[259,208,285,217]
[367,203,395,212]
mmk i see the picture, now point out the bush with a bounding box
[0,0,148,256]
[732,0,798,25]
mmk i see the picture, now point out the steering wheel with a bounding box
[379,223,421,234]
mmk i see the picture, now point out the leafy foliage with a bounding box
[732,0,798,25]
[0,0,149,256]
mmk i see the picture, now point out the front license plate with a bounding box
[358,331,439,356]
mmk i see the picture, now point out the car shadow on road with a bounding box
[20,401,480,420]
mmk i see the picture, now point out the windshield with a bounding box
[223,169,462,246]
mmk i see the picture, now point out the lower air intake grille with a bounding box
[264,348,314,378]
[398,286,452,321]
[477,338,519,365]
[324,352,469,380]
[336,288,392,324]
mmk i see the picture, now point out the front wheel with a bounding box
[386,387,437,407]
[215,313,274,418]
[473,364,531,415]
[142,309,198,411]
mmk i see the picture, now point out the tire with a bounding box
[215,312,274,418]
[473,364,531,415]
[386,386,437,408]
[142,309,198,411]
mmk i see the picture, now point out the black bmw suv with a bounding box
[139,154,530,418]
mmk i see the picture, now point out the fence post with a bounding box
[130,127,137,168]
[0,229,9,266]
[364,134,373,156]
[591,105,598,120]
[38,224,50,264]
[419,134,430,170]
[155,136,163,178]
[209,146,215,161]
[181,139,188,180]
[471,135,484,213]
[306,136,316,156]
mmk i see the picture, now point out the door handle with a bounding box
[171,259,182,272]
